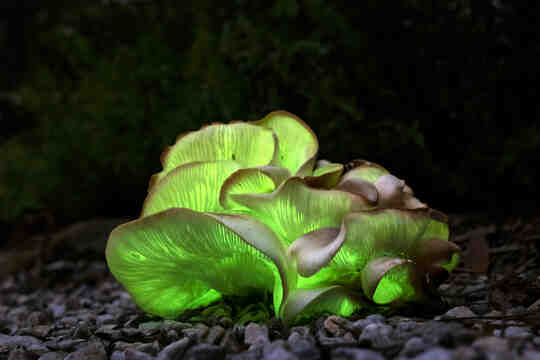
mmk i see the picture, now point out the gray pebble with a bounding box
[183,343,225,360]
[262,340,298,360]
[96,314,116,326]
[288,338,321,360]
[47,303,65,319]
[417,321,475,347]
[503,326,533,339]
[244,323,269,348]
[452,346,480,360]
[472,336,509,353]
[0,334,43,350]
[412,347,452,360]
[522,351,540,360]
[330,347,384,360]
[365,314,385,324]
[182,324,209,342]
[205,325,226,344]
[38,352,66,360]
[358,323,394,348]
[400,337,428,357]
[7,349,39,360]
[435,306,476,320]
[156,337,191,360]
[110,351,125,360]
[226,349,260,360]
[135,342,160,356]
[64,342,107,360]
[124,349,155,360]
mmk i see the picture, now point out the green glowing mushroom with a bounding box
[106,110,459,323]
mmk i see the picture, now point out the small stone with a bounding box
[183,343,224,360]
[453,346,480,360]
[0,334,43,351]
[47,303,65,319]
[365,314,385,324]
[435,306,476,320]
[182,324,209,342]
[73,323,92,339]
[166,329,179,343]
[96,314,116,326]
[205,325,225,344]
[110,351,125,360]
[47,339,86,351]
[226,349,260,360]
[136,342,160,356]
[262,340,298,360]
[95,325,122,341]
[316,327,357,348]
[472,336,509,353]
[288,326,311,340]
[399,337,428,358]
[7,349,39,360]
[503,326,533,339]
[37,352,66,360]
[527,299,540,312]
[64,342,106,360]
[350,319,370,335]
[27,312,50,327]
[156,337,191,360]
[522,351,540,360]
[358,323,393,348]
[417,321,476,347]
[219,329,244,353]
[414,347,452,360]
[392,320,418,342]
[287,338,320,360]
[162,320,192,332]
[138,321,164,331]
[330,347,384,360]
[124,349,154,360]
[324,316,352,337]
[244,323,269,348]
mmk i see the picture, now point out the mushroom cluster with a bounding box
[106,111,459,323]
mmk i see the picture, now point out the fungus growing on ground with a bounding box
[106,111,459,323]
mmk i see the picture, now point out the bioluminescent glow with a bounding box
[106,110,459,324]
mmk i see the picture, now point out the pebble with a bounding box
[205,325,225,344]
[38,352,66,360]
[244,322,269,348]
[413,347,453,360]
[417,321,476,347]
[3,258,540,360]
[183,343,225,360]
[330,347,384,360]
[435,306,476,320]
[64,342,106,360]
[399,337,428,357]
[358,323,394,348]
[262,340,299,360]
[124,349,154,360]
[522,351,540,360]
[324,316,352,337]
[501,326,533,339]
[155,338,191,360]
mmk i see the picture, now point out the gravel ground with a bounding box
[1,215,539,359]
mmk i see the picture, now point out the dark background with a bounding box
[1,0,539,241]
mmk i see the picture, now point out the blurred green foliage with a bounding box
[0,0,538,224]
